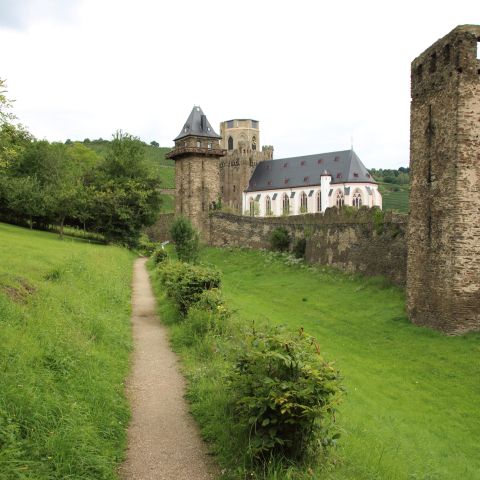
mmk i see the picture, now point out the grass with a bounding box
[0,222,135,479]
[378,182,409,213]
[159,194,174,213]
[151,247,480,480]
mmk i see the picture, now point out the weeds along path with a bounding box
[120,258,217,480]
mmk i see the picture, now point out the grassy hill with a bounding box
[0,223,135,479]
[156,247,480,479]
[379,182,409,213]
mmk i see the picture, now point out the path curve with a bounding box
[120,258,217,480]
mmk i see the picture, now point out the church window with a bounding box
[228,136,234,150]
[249,197,256,216]
[316,191,321,212]
[300,191,308,213]
[252,136,257,151]
[265,195,272,215]
[352,190,363,208]
[282,194,290,215]
[335,190,344,207]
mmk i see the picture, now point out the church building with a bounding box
[243,149,382,216]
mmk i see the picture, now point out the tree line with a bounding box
[0,79,162,246]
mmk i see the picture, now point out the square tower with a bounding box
[408,25,480,333]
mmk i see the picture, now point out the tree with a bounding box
[0,78,15,125]
[170,216,199,263]
[150,140,159,147]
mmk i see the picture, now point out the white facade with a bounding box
[243,176,382,217]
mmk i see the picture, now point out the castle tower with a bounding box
[167,106,225,235]
[219,119,273,213]
[407,25,480,333]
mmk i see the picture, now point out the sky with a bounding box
[0,0,478,169]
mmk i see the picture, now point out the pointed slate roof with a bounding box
[246,149,376,192]
[174,106,221,141]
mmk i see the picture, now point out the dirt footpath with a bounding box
[119,258,217,480]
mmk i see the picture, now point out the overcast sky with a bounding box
[0,0,478,168]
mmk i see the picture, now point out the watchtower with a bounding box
[167,106,225,235]
[407,25,480,333]
[219,119,273,213]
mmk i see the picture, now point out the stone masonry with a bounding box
[408,25,480,334]
[219,119,273,214]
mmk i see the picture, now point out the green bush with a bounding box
[170,216,199,263]
[292,238,306,258]
[151,247,168,265]
[137,233,157,256]
[228,326,343,462]
[158,260,221,315]
[269,227,291,252]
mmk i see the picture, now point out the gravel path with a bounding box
[119,258,218,480]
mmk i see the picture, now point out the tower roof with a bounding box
[174,106,221,141]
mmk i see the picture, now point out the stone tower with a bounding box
[407,25,480,334]
[167,106,226,235]
[219,119,273,213]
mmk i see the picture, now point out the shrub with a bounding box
[170,216,199,263]
[158,261,221,315]
[137,233,157,256]
[152,248,168,265]
[292,238,306,259]
[269,227,290,252]
[228,326,342,462]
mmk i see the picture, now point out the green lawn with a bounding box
[196,248,479,479]
[0,222,135,479]
[379,182,409,213]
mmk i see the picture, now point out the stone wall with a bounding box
[408,25,480,333]
[208,208,408,286]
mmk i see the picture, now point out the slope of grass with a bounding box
[163,247,479,479]
[159,194,174,213]
[379,182,409,213]
[0,222,135,479]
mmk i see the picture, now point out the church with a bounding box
[167,106,381,231]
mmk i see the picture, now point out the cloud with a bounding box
[0,0,77,29]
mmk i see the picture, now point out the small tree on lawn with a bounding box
[170,216,199,263]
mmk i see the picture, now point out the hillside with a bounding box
[378,182,409,213]
[0,223,134,478]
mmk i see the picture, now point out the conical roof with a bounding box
[174,106,221,141]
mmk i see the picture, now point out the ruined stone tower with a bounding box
[167,106,225,235]
[407,25,480,334]
[219,119,273,213]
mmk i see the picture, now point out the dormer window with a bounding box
[284,178,290,184]
[366,173,371,178]
[317,158,323,164]
[334,156,340,162]
[283,162,288,168]
[336,173,342,179]
[353,172,359,178]
[303,176,309,182]
[267,180,272,186]
[300,160,306,166]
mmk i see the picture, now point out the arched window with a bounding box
[336,190,345,207]
[316,191,321,212]
[352,190,363,208]
[300,191,308,213]
[265,195,272,215]
[249,197,255,216]
[228,136,234,150]
[282,193,290,215]
[252,135,257,151]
